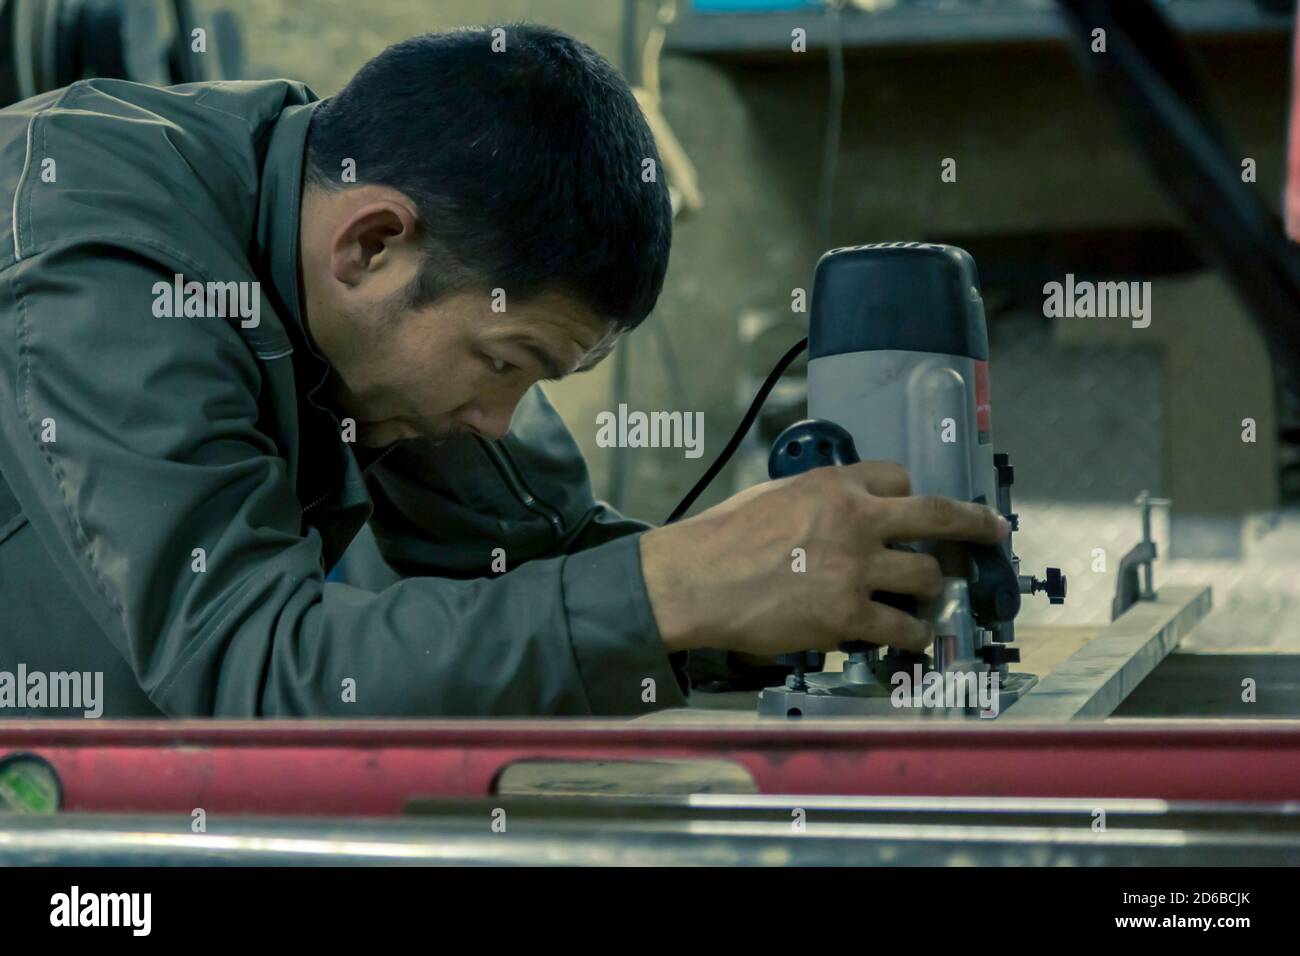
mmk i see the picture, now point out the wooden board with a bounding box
[1004,586,1213,720]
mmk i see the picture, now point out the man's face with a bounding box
[324,290,618,449]
[299,185,620,448]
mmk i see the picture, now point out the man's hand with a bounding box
[640,462,1009,656]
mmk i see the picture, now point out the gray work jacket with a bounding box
[0,78,688,717]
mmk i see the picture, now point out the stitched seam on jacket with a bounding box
[10,114,33,261]
[556,553,596,714]
[193,84,259,127]
[11,266,124,618]
[10,85,76,262]
[0,511,28,546]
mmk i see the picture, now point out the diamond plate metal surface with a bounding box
[988,311,1299,649]
[989,312,1165,504]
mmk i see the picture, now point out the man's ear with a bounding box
[330,198,419,288]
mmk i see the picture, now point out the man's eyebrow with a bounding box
[499,335,570,380]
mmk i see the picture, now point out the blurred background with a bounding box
[4,0,1299,641]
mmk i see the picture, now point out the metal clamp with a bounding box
[1111,490,1172,620]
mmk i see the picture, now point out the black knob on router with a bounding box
[1030,568,1068,605]
[1045,567,1067,604]
[978,644,1021,666]
[768,420,860,478]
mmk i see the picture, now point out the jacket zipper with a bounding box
[477,437,565,538]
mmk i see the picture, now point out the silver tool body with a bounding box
[758,243,1064,718]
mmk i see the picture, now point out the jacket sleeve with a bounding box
[0,243,685,716]
[359,385,690,705]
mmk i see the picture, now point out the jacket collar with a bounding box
[255,99,326,377]
[252,97,383,503]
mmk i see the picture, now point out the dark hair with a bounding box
[305,24,673,330]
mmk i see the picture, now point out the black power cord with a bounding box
[665,336,808,524]
[663,1,841,523]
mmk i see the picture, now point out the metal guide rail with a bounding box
[3,796,1299,866]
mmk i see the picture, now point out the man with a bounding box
[0,25,1007,717]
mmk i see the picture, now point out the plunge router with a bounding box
[757,243,1065,719]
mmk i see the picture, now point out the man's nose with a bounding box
[461,391,525,441]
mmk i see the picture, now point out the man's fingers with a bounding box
[868,550,944,601]
[869,601,933,651]
[878,495,1009,545]
[838,460,911,498]
[807,599,932,653]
